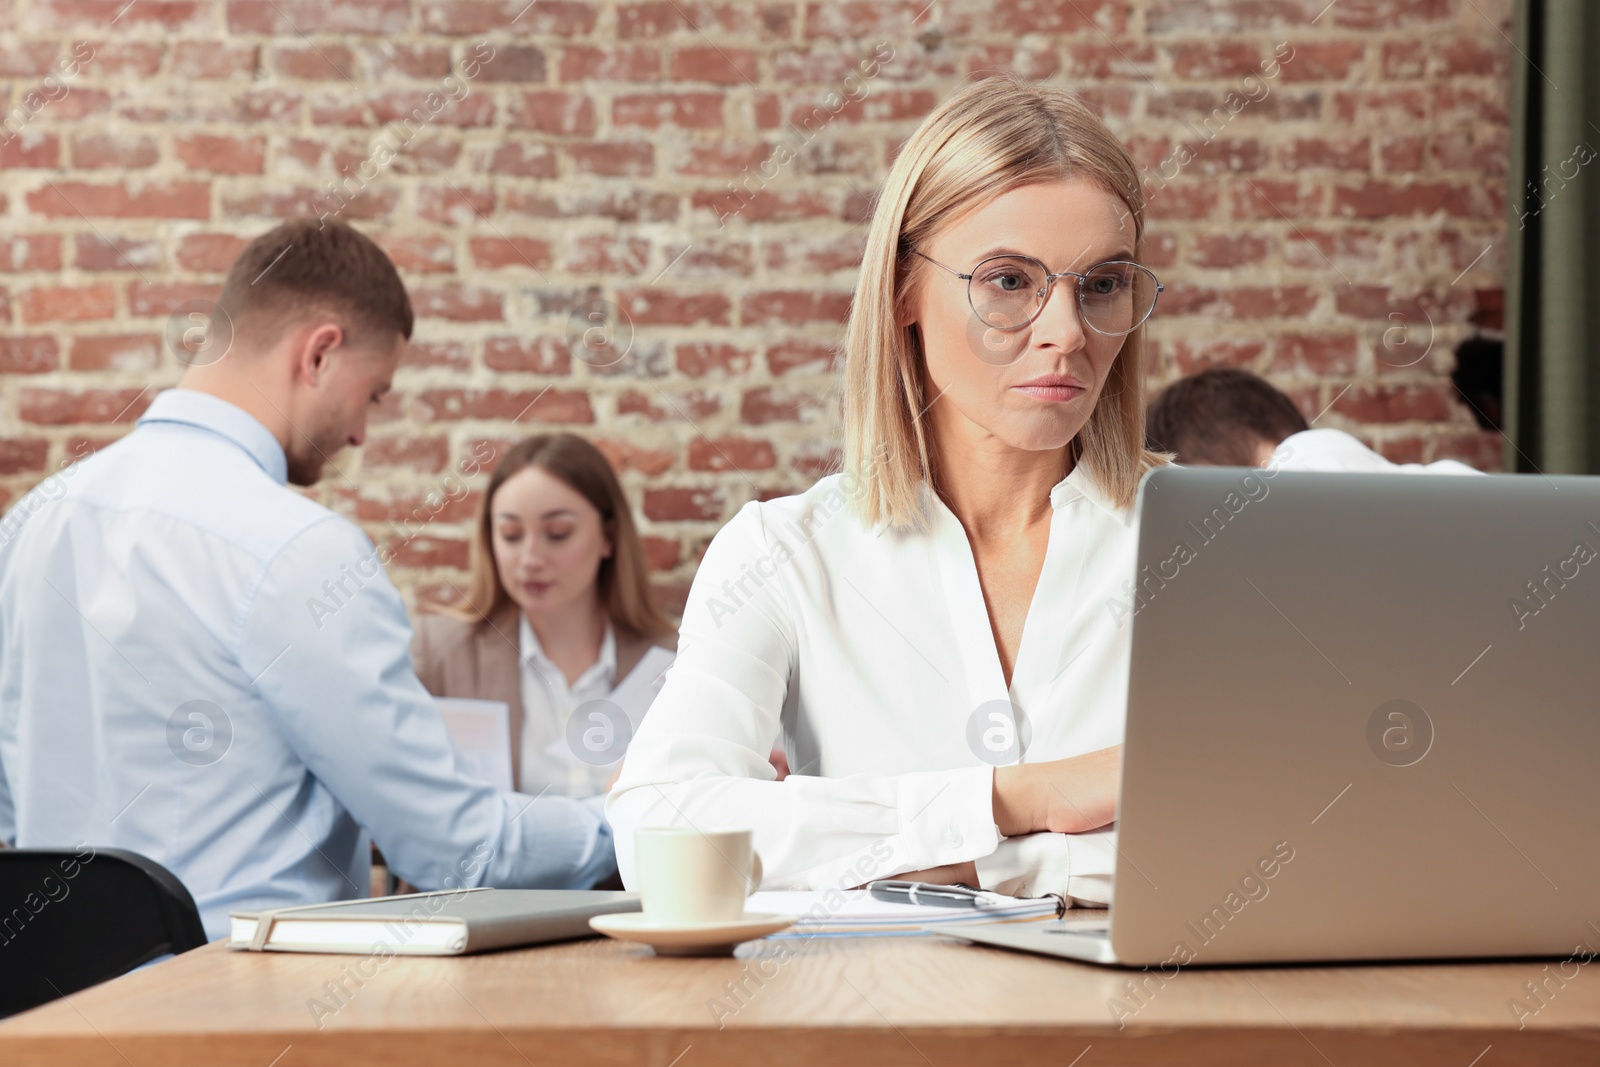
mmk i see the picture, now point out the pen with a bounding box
[867,880,1012,908]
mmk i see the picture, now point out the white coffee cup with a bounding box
[633,828,763,925]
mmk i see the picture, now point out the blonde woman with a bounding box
[412,434,676,801]
[608,75,1167,903]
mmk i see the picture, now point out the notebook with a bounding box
[749,889,1062,938]
[229,888,640,955]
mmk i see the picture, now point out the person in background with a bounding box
[1146,366,1481,474]
[411,434,680,804]
[0,219,614,939]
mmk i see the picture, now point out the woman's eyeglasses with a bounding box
[911,248,1164,337]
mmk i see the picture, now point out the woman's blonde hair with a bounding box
[444,433,674,641]
[843,73,1166,528]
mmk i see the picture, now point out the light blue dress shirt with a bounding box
[0,389,615,939]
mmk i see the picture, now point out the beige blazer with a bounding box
[411,602,675,788]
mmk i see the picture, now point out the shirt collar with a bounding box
[136,388,289,485]
[519,613,618,682]
[1049,461,1131,524]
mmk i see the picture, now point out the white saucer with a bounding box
[590,911,799,956]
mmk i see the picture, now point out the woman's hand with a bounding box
[992,745,1121,837]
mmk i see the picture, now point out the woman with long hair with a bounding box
[609,74,1167,902]
[413,433,676,800]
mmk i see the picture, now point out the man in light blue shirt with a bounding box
[0,219,614,939]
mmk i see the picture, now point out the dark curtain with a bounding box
[1507,0,1600,473]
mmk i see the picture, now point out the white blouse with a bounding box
[607,463,1137,902]
[519,615,617,798]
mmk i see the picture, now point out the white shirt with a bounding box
[606,466,1133,902]
[0,389,614,939]
[519,614,617,798]
[1272,428,1482,475]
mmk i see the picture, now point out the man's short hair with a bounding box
[216,218,413,351]
[1145,367,1310,466]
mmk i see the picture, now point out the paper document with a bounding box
[543,646,676,765]
[436,697,513,791]
[749,889,1059,938]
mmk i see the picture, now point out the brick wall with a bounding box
[0,0,1510,615]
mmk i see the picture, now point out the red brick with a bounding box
[352,488,479,524]
[1330,0,1450,30]
[73,234,161,272]
[1229,179,1324,220]
[410,285,505,322]
[1277,41,1366,82]
[363,435,450,472]
[509,91,597,134]
[668,46,758,84]
[414,388,593,423]
[27,181,211,220]
[1333,181,1479,219]
[19,283,116,323]
[558,45,660,82]
[688,436,776,472]
[482,141,560,177]
[1171,41,1269,79]
[1332,384,1455,424]
[617,289,731,326]
[171,40,260,79]
[484,337,572,374]
[594,439,675,476]
[419,0,596,36]
[1282,136,1370,171]
[640,534,681,571]
[19,387,154,425]
[362,42,452,79]
[269,43,357,80]
[1269,334,1361,377]
[1189,234,1270,269]
[379,234,456,274]
[740,290,851,325]
[383,536,470,571]
[613,92,724,129]
[127,282,218,317]
[30,0,212,30]
[469,236,555,271]
[565,235,651,275]
[69,334,160,371]
[692,189,834,226]
[226,0,410,34]
[175,233,250,272]
[676,342,753,378]
[740,386,826,425]
[70,132,160,169]
[174,133,266,175]
[0,337,60,374]
[766,339,838,377]
[1169,339,1265,375]
[618,388,720,421]
[643,487,725,522]
[0,132,62,169]
[406,341,471,371]
[0,235,63,272]
[988,0,1126,34]
[566,142,655,177]
[0,438,51,474]
[472,45,547,82]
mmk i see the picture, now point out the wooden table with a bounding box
[2,931,1597,1066]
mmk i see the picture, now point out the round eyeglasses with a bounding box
[911,248,1164,337]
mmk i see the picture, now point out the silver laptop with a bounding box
[955,466,1600,967]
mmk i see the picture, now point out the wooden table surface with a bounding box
[2,930,1598,1066]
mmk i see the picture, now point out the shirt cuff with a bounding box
[974,826,1118,907]
[894,764,1000,872]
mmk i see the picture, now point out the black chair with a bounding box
[0,847,208,1017]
